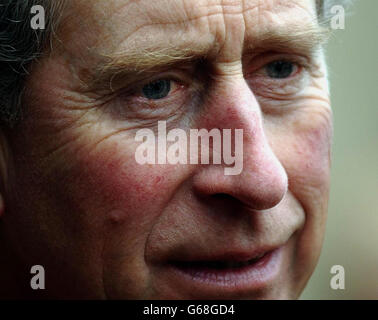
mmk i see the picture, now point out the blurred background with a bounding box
[301,0,378,299]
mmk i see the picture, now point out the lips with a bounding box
[172,251,268,271]
[165,247,283,290]
[149,242,287,298]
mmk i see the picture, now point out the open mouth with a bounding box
[172,252,267,272]
[161,247,283,295]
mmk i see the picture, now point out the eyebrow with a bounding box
[245,22,330,54]
[86,22,329,92]
[87,46,206,92]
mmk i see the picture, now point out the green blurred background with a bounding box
[301,0,378,299]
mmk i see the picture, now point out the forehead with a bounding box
[63,0,319,58]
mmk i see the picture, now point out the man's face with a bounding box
[1,0,332,299]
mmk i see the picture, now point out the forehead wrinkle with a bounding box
[100,0,319,57]
[242,0,326,48]
[97,0,289,63]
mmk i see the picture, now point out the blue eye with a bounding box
[265,60,295,79]
[142,79,171,100]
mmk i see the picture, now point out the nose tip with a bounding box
[233,138,289,211]
[242,159,288,211]
[192,153,288,212]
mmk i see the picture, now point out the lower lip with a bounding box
[167,247,283,295]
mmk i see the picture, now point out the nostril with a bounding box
[197,192,239,206]
[195,191,244,213]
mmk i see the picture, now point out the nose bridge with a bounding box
[205,71,266,148]
[194,74,288,211]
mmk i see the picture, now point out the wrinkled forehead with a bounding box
[60,0,320,56]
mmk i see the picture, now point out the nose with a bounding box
[192,75,288,211]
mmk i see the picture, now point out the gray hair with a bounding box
[0,0,353,126]
[0,0,65,126]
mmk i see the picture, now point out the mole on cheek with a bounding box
[108,209,126,224]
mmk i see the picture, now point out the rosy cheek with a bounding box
[270,107,332,193]
[301,126,331,168]
[286,117,332,206]
[75,143,177,227]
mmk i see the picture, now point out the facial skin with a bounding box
[0,0,332,299]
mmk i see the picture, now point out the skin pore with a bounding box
[0,0,332,299]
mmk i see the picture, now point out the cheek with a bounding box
[271,107,333,193]
[69,140,178,226]
[294,124,331,182]
[294,110,332,185]
[62,134,198,249]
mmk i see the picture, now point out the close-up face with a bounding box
[0,0,333,299]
